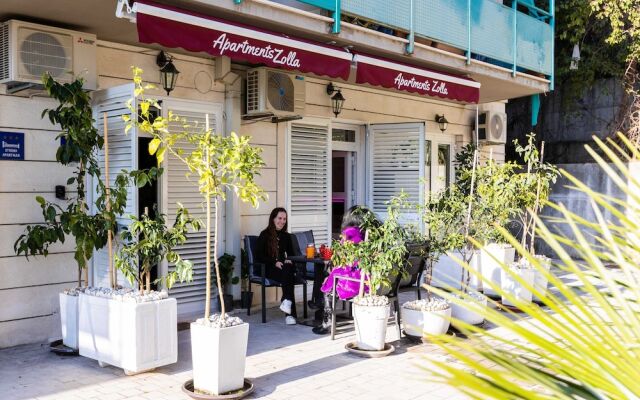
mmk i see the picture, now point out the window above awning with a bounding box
[132,1,353,80]
[354,54,480,104]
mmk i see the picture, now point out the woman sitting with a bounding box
[312,206,380,335]
[256,207,298,325]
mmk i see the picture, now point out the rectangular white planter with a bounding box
[533,256,552,302]
[191,322,249,395]
[501,268,535,306]
[59,293,78,349]
[432,250,482,291]
[481,244,516,296]
[78,293,177,373]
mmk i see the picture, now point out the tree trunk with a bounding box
[213,198,225,318]
[204,194,211,320]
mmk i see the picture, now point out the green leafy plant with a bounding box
[240,248,250,293]
[14,73,157,288]
[126,67,266,320]
[424,133,640,399]
[214,253,239,290]
[114,206,201,293]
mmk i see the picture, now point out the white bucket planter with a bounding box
[501,267,535,306]
[402,306,451,336]
[432,250,482,291]
[191,322,249,395]
[59,293,79,349]
[451,292,487,326]
[353,303,390,351]
[78,293,177,374]
[481,243,516,296]
[533,256,551,302]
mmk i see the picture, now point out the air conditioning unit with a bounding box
[0,20,97,94]
[246,67,305,117]
[476,111,507,145]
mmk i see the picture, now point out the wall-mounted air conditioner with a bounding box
[477,111,507,145]
[0,20,97,94]
[246,67,305,117]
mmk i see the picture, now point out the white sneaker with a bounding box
[279,299,292,314]
[285,316,297,325]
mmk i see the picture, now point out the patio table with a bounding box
[288,255,333,326]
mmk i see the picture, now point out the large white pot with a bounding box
[451,294,487,326]
[59,293,79,349]
[401,306,451,337]
[533,256,551,302]
[191,322,249,396]
[78,293,177,374]
[481,243,516,296]
[501,268,535,306]
[432,250,482,291]
[353,303,390,351]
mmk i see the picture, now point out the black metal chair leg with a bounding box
[261,283,267,323]
[394,298,402,338]
[247,287,252,316]
[303,282,308,319]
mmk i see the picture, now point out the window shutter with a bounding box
[162,102,225,317]
[91,84,137,289]
[368,123,424,222]
[288,122,330,245]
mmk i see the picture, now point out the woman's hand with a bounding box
[275,261,284,269]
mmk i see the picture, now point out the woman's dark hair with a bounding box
[341,205,380,231]
[265,207,288,258]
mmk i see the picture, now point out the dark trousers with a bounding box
[319,292,334,329]
[266,263,297,316]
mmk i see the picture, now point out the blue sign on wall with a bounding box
[0,132,25,160]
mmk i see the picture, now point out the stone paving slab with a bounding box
[0,291,469,400]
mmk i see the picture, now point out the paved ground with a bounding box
[0,290,469,400]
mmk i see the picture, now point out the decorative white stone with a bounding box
[401,299,451,336]
[353,295,389,307]
[480,243,516,296]
[191,321,249,395]
[59,292,79,349]
[195,313,244,328]
[78,293,177,374]
[402,298,450,312]
[352,303,390,351]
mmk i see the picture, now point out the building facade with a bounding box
[0,0,553,347]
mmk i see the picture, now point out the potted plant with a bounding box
[214,253,239,312]
[402,298,451,337]
[240,248,253,309]
[128,68,266,396]
[13,74,145,350]
[501,258,536,306]
[331,197,407,351]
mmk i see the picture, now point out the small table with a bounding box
[288,255,331,326]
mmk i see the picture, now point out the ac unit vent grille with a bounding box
[18,29,72,81]
[267,71,294,112]
[0,23,9,81]
[246,69,259,113]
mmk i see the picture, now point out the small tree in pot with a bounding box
[331,197,407,351]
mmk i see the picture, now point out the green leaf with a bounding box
[35,196,45,205]
[148,138,161,155]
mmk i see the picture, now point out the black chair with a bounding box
[291,230,316,280]
[243,235,307,323]
[398,244,428,300]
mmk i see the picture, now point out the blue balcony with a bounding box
[240,0,554,86]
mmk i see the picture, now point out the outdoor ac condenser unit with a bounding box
[246,67,305,117]
[0,20,97,94]
[476,111,507,145]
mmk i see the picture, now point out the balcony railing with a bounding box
[234,0,554,87]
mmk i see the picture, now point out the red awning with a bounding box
[354,54,480,104]
[133,1,353,80]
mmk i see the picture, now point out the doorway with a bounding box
[137,137,160,288]
[331,125,363,238]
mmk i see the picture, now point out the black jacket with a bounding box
[255,229,295,266]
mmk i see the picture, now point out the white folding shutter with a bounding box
[162,101,224,317]
[368,123,424,223]
[288,122,330,245]
[91,84,137,288]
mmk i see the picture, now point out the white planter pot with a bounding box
[353,303,390,351]
[501,268,535,306]
[78,293,177,374]
[191,322,249,396]
[432,250,482,291]
[59,293,78,349]
[401,306,451,337]
[481,244,516,296]
[451,295,487,326]
[533,256,551,302]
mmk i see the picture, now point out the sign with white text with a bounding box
[0,131,25,160]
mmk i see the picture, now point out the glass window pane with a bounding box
[424,140,432,194]
[437,144,451,189]
[332,129,356,142]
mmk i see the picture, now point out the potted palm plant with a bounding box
[79,205,200,373]
[128,68,266,396]
[331,198,407,351]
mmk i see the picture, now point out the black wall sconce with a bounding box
[156,51,180,95]
[326,83,345,117]
[435,114,449,132]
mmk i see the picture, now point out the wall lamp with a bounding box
[156,51,180,96]
[435,114,449,132]
[326,83,345,117]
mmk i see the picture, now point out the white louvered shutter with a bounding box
[368,123,424,223]
[162,101,225,317]
[91,84,137,288]
[288,122,331,245]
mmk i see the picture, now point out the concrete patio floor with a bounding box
[0,289,471,400]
